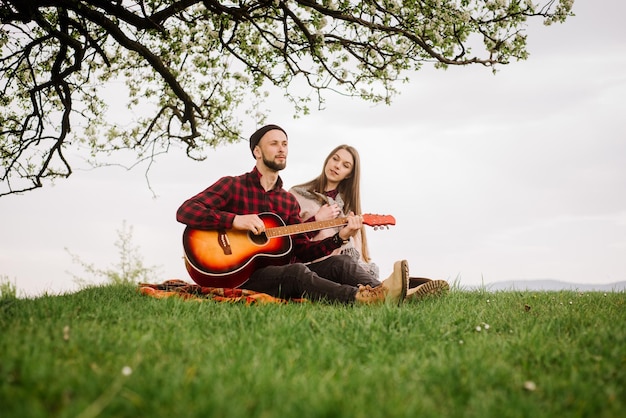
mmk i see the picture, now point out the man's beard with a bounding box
[262,154,286,171]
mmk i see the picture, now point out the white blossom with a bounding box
[523,380,537,391]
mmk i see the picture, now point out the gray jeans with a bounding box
[244,255,382,303]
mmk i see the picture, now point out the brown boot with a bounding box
[405,279,449,301]
[354,285,387,305]
[354,260,409,306]
[381,260,409,306]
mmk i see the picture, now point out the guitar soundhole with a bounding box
[249,232,269,246]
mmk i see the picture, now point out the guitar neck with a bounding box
[266,217,349,238]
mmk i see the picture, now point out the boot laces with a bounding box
[356,284,386,302]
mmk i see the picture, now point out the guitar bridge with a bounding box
[217,230,232,255]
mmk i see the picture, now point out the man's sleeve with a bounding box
[176,176,237,230]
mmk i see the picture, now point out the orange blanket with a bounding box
[138,279,307,305]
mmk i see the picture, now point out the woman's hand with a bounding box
[315,203,340,221]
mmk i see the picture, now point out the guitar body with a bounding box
[183,212,292,288]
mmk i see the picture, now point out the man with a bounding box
[176,124,408,304]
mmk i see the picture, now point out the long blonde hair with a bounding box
[293,145,371,262]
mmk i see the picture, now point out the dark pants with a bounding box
[244,255,382,303]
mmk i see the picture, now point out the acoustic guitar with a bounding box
[182,212,395,288]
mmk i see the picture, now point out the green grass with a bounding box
[1,285,624,418]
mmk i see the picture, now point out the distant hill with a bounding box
[463,279,626,292]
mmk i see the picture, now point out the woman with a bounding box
[289,145,379,279]
[290,144,450,300]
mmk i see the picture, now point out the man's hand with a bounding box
[338,212,362,241]
[233,214,265,235]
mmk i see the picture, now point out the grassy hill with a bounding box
[1,284,624,418]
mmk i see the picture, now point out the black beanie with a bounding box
[249,124,287,157]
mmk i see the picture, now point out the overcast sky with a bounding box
[2,2,625,297]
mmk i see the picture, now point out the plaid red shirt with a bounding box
[176,167,340,262]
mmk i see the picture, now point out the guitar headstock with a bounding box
[362,214,396,229]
